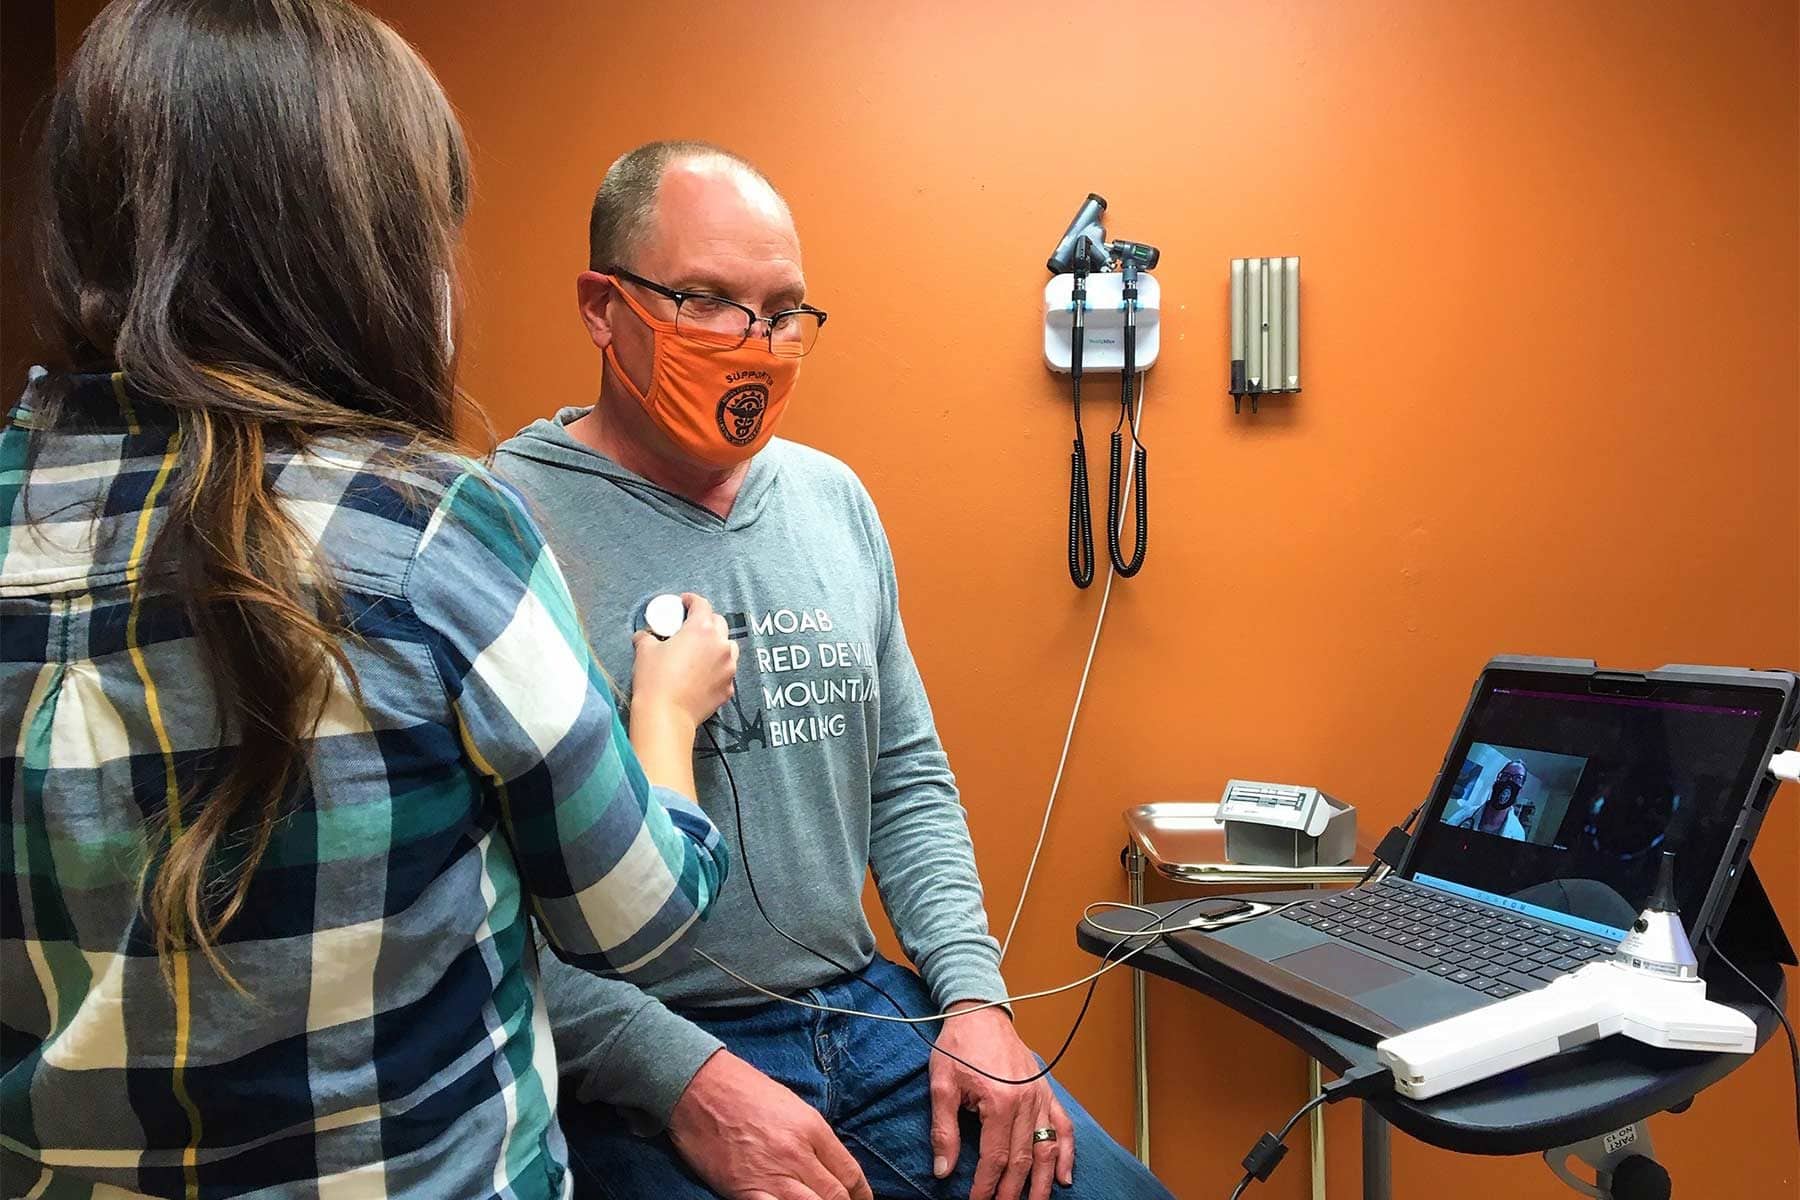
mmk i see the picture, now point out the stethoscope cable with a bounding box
[697,721,1276,1086]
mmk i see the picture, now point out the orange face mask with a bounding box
[603,279,801,468]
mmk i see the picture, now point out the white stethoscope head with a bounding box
[641,593,688,640]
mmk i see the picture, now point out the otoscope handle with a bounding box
[1378,961,1756,1101]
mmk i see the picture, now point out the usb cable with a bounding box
[1227,1062,1394,1198]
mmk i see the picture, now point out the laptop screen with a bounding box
[1404,674,1784,942]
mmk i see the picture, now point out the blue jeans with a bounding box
[561,956,1173,1199]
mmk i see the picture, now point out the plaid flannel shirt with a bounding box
[0,374,728,1199]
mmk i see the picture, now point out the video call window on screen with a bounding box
[1440,743,1588,846]
[1436,735,1710,873]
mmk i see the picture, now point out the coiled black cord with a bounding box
[1069,380,1094,588]
[1108,274,1147,577]
[1068,254,1096,589]
[1106,423,1147,578]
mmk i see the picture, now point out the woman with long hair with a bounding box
[0,2,734,1196]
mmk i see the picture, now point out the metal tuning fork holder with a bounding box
[1230,256,1301,414]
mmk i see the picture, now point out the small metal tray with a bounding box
[1123,802,1368,886]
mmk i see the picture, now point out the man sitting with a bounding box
[495,140,1173,1200]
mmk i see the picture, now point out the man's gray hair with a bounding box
[587,140,782,271]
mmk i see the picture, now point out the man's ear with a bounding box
[576,271,616,351]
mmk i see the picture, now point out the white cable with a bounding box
[998,371,1150,963]
[1082,900,1165,926]
[1079,899,1301,939]
[697,941,1149,1026]
[1769,749,1800,784]
[695,897,1301,1027]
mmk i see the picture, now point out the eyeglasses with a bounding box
[609,267,828,358]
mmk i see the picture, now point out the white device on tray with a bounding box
[1218,779,1356,867]
[1376,852,1757,1100]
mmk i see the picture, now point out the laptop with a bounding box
[1168,657,1800,1044]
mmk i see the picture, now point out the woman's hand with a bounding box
[628,593,737,797]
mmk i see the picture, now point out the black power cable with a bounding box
[704,720,1208,1087]
[1357,800,1427,887]
[1702,929,1799,1146]
[1227,1063,1393,1198]
[1226,1093,1327,1200]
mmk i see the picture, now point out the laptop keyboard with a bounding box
[1283,876,1615,999]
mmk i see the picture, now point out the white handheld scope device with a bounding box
[1376,852,1757,1100]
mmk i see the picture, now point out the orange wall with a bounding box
[369,2,1799,1196]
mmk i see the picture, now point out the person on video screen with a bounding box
[1448,758,1530,840]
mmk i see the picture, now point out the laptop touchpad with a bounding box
[1273,944,1411,995]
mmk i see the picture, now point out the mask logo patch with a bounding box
[718,383,770,446]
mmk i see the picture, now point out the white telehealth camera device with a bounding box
[1219,779,1357,867]
[1376,852,1756,1100]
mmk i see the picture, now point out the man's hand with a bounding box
[668,1051,873,1200]
[928,1004,1074,1200]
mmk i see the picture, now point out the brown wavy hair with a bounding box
[31,0,474,983]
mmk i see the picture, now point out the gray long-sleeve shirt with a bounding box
[494,410,1006,1127]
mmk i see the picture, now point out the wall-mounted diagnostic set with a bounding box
[1229,256,1301,413]
[1044,194,1159,588]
